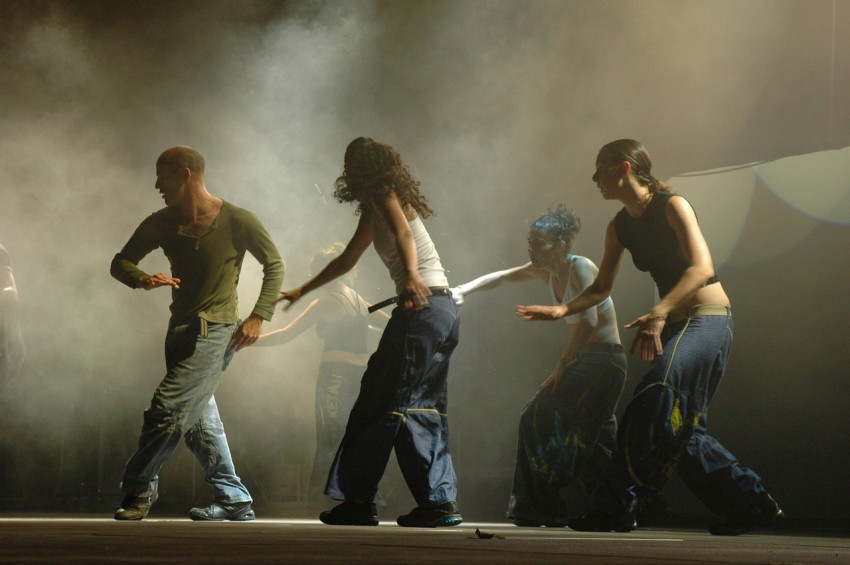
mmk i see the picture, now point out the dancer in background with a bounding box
[451,205,626,527]
[518,139,781,536]
[110,146,284,521]
[280,137,462,528]
[256,244,388,510]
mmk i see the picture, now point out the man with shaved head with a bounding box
[110,146,284,521]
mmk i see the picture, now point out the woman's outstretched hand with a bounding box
[276,287,303,311]
[515,304,568,321]
[625,313,666,361]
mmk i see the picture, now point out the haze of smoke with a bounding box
[0,0,846,516]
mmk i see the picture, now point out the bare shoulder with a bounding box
[369,193,414,223]
[665,193,697,217]
[570,255,600,278]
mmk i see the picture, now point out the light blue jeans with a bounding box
[120,319,251,504]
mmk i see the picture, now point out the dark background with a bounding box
[0,0,848,529]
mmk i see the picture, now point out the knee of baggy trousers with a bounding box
[620,384,688,492]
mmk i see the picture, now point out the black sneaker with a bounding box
[114,488,159,521]
[511,519,567,528]
[319,500,378,526]
[634,492,671,527]
[568,508,636,532]
[397,501,463,528]
[709,492,783,536]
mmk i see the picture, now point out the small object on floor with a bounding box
[472,528,504,539]
[319,500,379,526]
[189,501,255,522]
[397,501,463,528]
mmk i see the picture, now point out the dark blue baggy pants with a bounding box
[597,308,765,516]
[507,343,627,524]
[325,295,460,507]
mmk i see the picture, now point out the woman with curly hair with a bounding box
[280,137,462,528]
[518,139,781,536]
[451,205,626,527]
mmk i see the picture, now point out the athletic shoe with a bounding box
[709,492,783,536]
[189,501,255,521]
[397,501,463,528]
[114,488,159,521]
[511,519,567,528]
[319,500,379,526]
[568,508,636,532]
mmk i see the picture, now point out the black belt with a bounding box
[368,287,452,313]
[578,342,625,356]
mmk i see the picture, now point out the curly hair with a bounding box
[529,204,582,252]
[598,139,670,194]
[333,137,434,218]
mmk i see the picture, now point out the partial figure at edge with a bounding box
[0,243,25,388]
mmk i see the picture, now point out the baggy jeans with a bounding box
[507,343,627,524]
[120,319,251,504]
[598,307,765,516]
[325,295,460,507]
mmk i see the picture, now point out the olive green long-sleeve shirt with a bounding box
[111,201,284,325]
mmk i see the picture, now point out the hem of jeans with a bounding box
[324,487,347,501]
[421,498,455,508]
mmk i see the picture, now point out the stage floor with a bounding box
[1,517,848,564]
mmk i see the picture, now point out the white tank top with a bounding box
[371,213,449,294]
[548,255,613,324]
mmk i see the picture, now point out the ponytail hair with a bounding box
[599,139,670,193]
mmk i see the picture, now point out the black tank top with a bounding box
[614,192,718,299]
